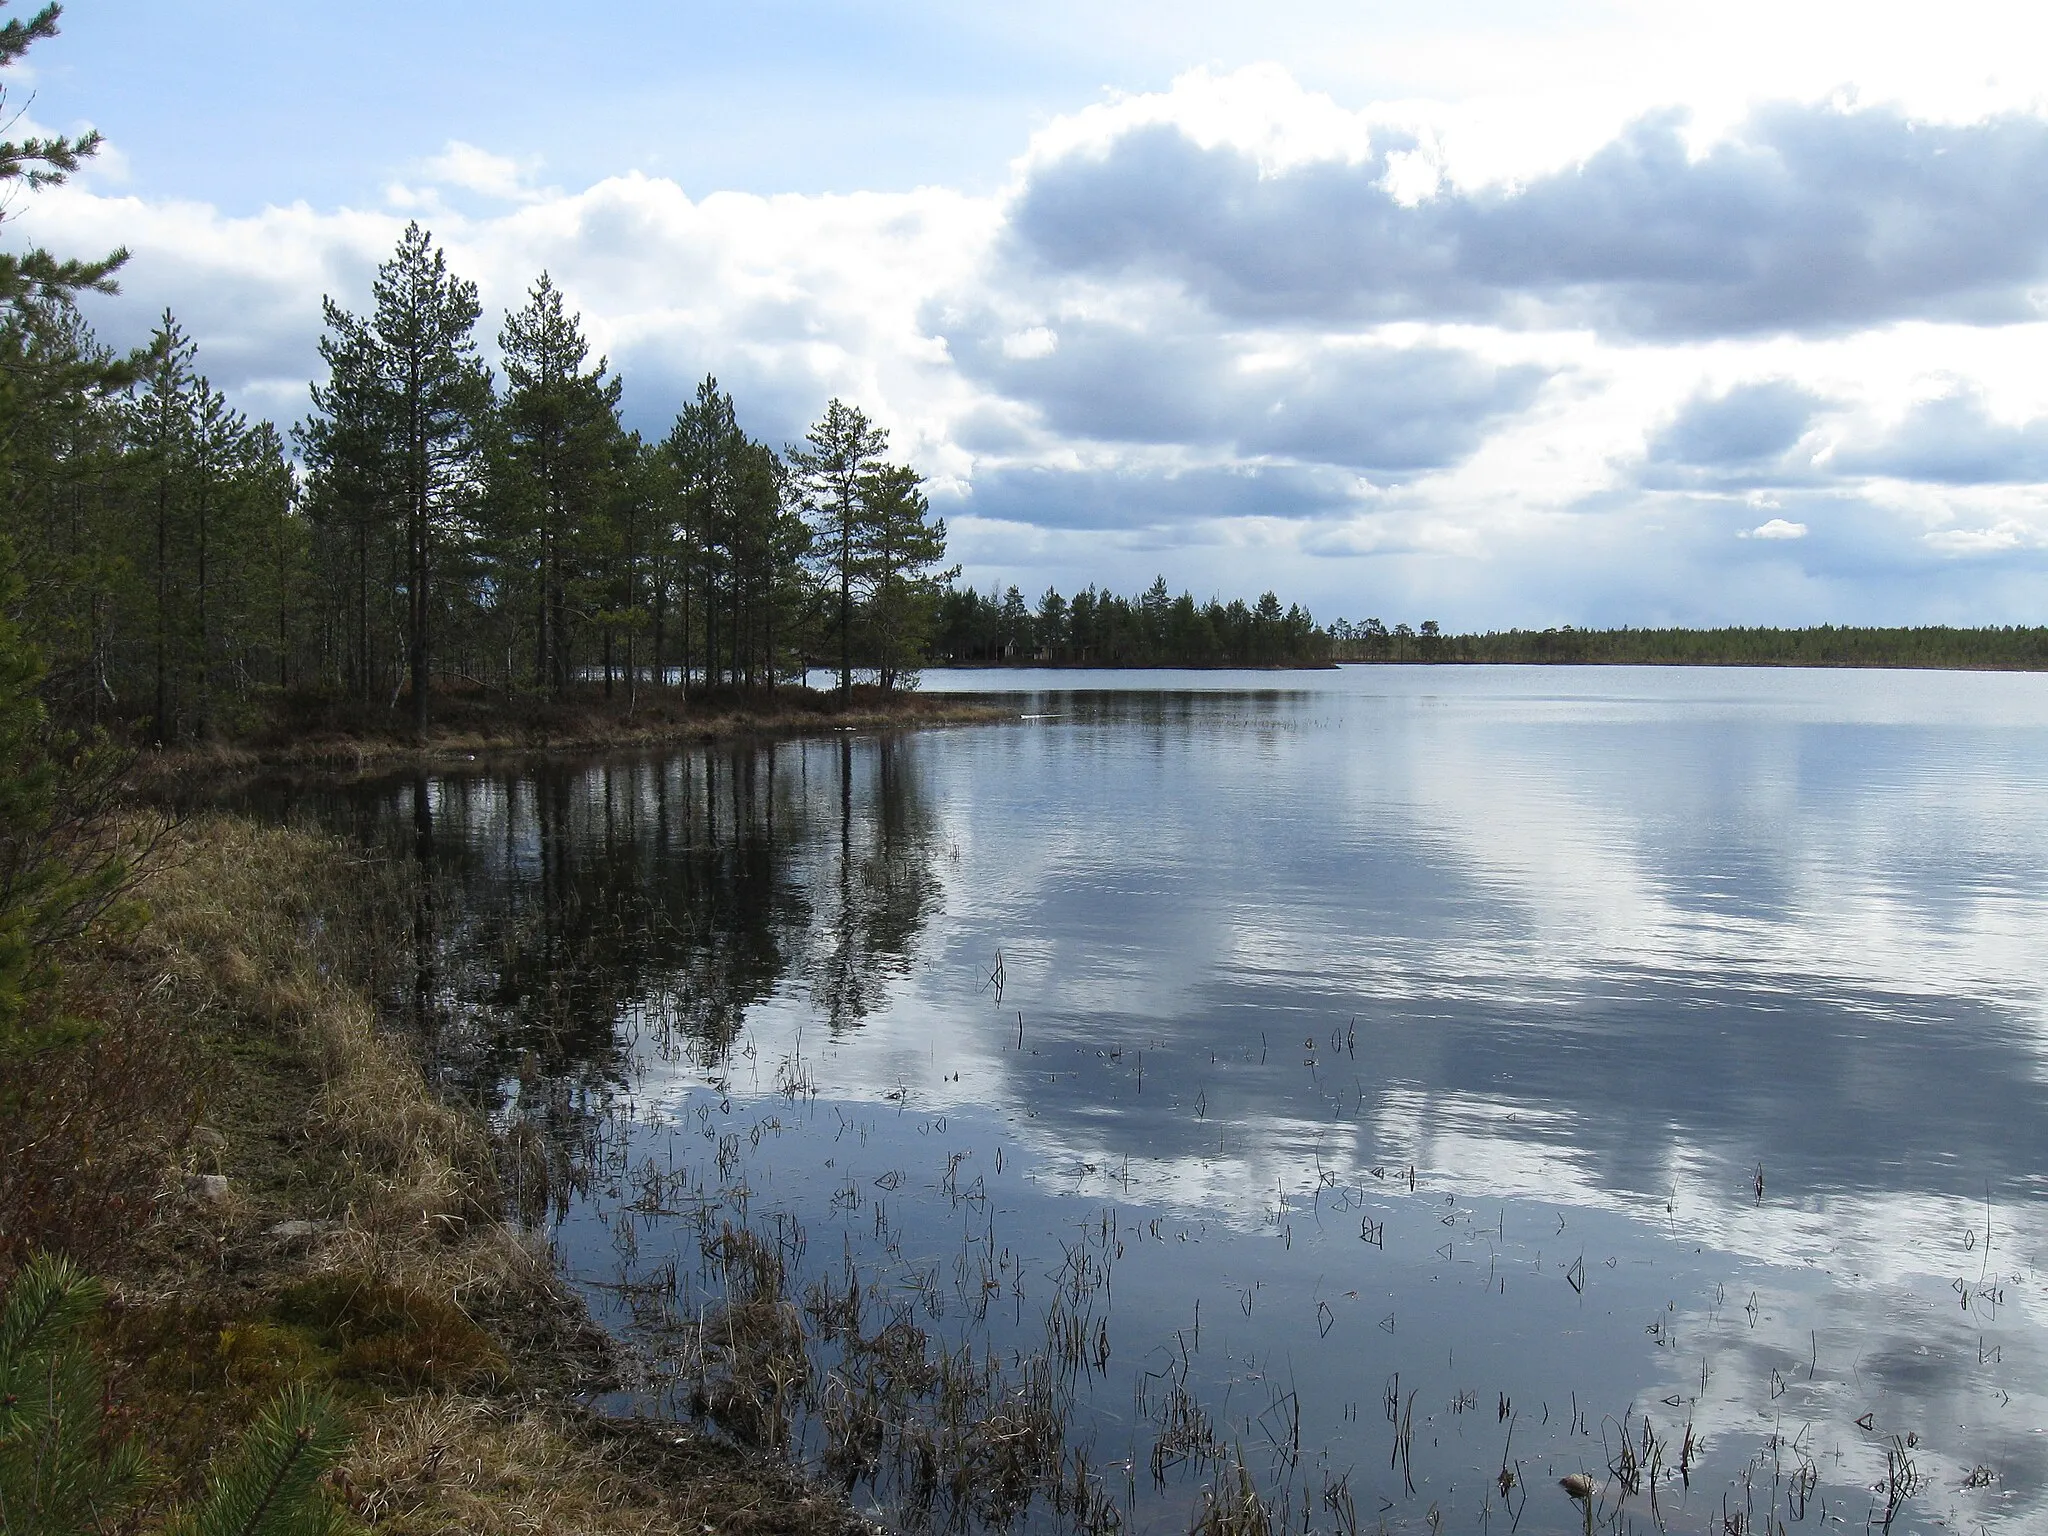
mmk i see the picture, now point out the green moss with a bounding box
[215,1320,334,1393]
[101,1298,340,1505]
[277,1273,507,1393]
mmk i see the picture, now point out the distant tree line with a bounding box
[935,577,1329,666]
[3,222,952,743]
[931,587,2048,673]
[1324,621,2048,669]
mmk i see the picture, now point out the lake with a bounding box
[242,665,2048,1535]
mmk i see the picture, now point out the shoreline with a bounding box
[931,656,2048,674]
[130,691,1014,786]
[1323,656,2048,671]
[7,816,868,1536]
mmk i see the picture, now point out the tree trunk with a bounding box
[652,566,666,690]
[838,504,852,701]
[195,481,210,739]
[535,529,551,695]
[706,573,719,691]
[356,515,371,705]
[409,402,431,738]
[153,476,171,746]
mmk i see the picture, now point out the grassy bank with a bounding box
[136,684,1010,782]
[0,815,864,1535]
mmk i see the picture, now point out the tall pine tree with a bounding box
[858,463,951,691]
[495,273,621,696]
[790,399,888,700]
[369,223,490,735]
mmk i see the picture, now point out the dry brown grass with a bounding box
[125,816,495,1240]
[81,814,863,1534]
[344,1397,865,1536]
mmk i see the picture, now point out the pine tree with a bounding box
[245,422,303,694]
[0,5,126,318]
[859,464,951,691]
[298,303,396,704]
[0,544,137,1064]
[0,1252,352,1536]
[727,434,806,688]
[368,223,490,736]
[659,382,813,693]
[638,435,682,692]
[162,1382,350,1536]
[0,1250,147,1533]
[790,400,888,700]
[182,373,259,740]
[496,273,622,696]
[125,314,199,743]
[0,295,132,721]
[607,432,658,710]
[665,378,739,689]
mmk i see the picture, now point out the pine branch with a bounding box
[0,1252,147,1536]
[167,1383,349,1536]
[0,1251,99,1379]
[0,6,60,74]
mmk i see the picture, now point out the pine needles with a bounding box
[0,1252,149,1536]
[0,1251,351,1536]
[164,1383,350,1536]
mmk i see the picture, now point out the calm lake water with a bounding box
[245,666,2048,1535]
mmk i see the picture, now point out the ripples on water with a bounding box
[240,667,2048,1535]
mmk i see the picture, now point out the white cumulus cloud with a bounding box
[20,64,2048,625]
[402,140,551,204]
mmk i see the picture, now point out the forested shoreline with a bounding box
[0,18,876,1533]
[934,577,1328,666]
[8,222,958,747]
[930,585,2048,672]
[1320,621,2048,669]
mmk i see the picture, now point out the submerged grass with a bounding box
[627,1134,1126,1536]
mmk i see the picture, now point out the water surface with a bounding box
[246,666,2048,1534]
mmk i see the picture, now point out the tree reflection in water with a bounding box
[261,735,943,1136]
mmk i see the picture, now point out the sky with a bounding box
[14,0,2048,628]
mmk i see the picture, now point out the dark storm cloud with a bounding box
[1639,379,1829,491]
[1836,390,2048,485]
[1650,381,1823,467]
[957,460,1355,531]
[946,315,1544,473]
[607,336,824,447]
[1639,382,2048,495]
[1009,104,2048,338]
